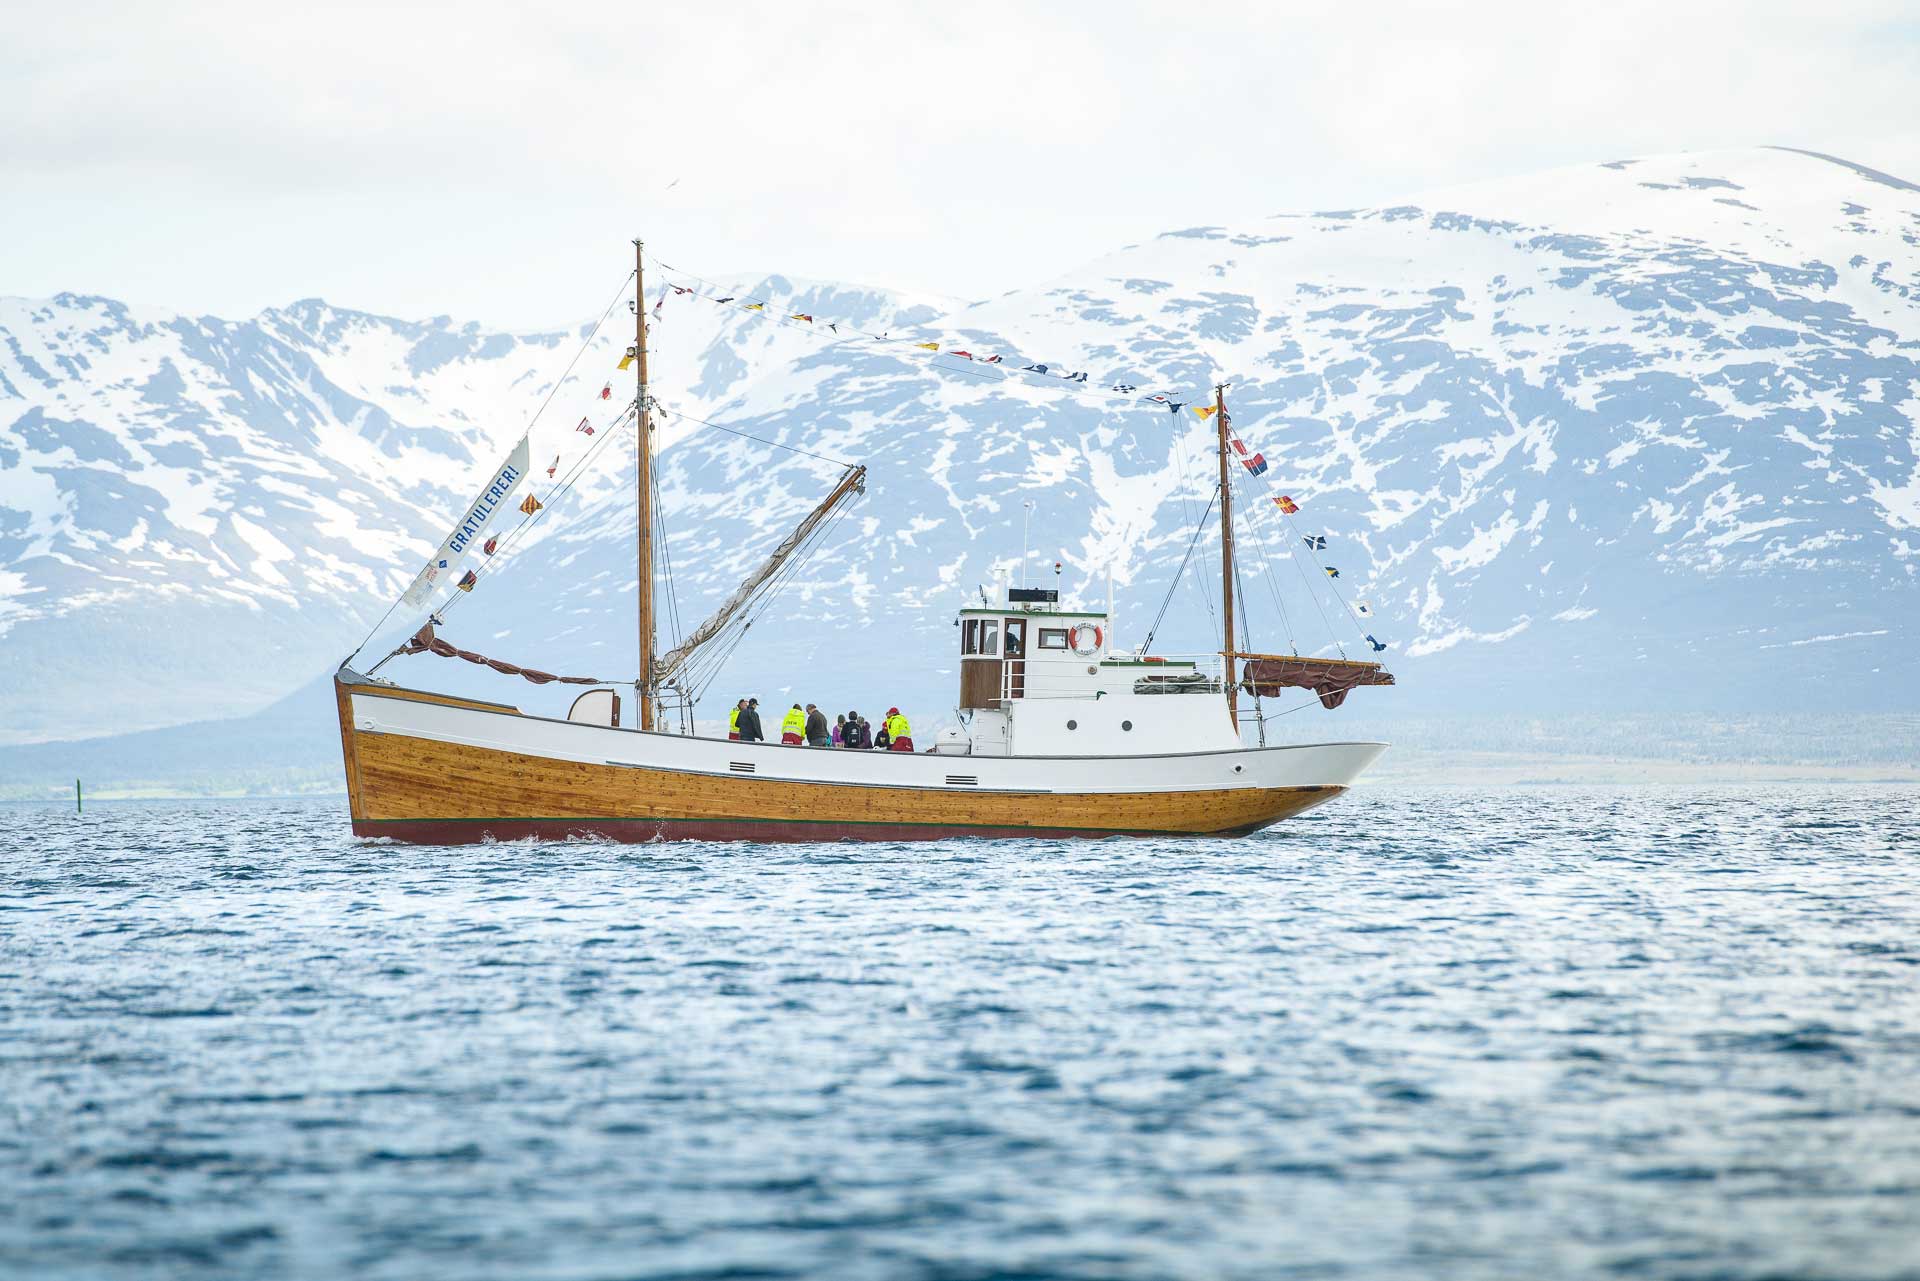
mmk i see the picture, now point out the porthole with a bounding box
[1066,719,1078,730]
[1121,720,1133,731]
[1233,764,1244,773]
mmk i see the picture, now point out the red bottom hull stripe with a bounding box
[347,809,1324,845]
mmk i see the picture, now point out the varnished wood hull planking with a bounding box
[338,691,1345,844]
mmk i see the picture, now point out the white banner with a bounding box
[401,436,532,607]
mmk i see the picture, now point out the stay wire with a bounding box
[1141,484,1217,655]
[1170,426,1219,627]
[675,496,861,705]
[420,403,636,637]
[650,396,855,468]
[349,270,637,663]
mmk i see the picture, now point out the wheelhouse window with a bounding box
[962,619,979,654]
[980,623,1000,657]
[1037,628,1069,650]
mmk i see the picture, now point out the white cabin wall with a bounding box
[1007,693,1238,757]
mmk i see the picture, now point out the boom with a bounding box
[654,464,867,684]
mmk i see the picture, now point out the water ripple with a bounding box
[2,786,1918,1279]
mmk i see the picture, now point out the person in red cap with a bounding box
[884,707,913,753]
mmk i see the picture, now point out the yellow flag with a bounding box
[617,355,634,371]
[519,494,544,516]
[915,341,939,351]
[1192,405,1217,420]
[743,303,765,312]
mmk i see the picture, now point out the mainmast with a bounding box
[1214,382,1238,728]
[634,239,656,731]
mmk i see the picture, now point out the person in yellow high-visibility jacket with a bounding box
[884,707,913,753]
[728,700,745,741]
[781,703,807,745]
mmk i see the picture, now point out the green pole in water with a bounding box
[76,778,82,815]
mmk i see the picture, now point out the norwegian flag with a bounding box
[1241,452,1268,476]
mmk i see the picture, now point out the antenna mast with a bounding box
[1215,382,1237,729]
[634,239,656,731]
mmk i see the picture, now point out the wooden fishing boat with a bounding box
[334,241,1394,843]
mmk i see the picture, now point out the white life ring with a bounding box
[1069,623,1103,656]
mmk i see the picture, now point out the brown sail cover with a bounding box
[1239,653,1395,709]
[398,624,611,686]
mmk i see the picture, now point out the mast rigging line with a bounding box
[1237,460,1344,658]
[649,397,856,469]
[346,270,638,665]
[1141,484,1218,655]
[656,463,868,689]
[668,488,863,706]
[1228,459,1308,656]
[1169,422,1219,627]
[396,402,637,650]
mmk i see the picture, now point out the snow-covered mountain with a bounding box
[4,146,1917,749]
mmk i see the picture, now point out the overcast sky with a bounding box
[3,0,1916,327]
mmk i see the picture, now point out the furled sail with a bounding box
[1238,653,1395,709]
[655,465,866,684]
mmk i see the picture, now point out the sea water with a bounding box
[2,787,1917,1280]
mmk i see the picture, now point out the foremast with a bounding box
[634,239,656,730]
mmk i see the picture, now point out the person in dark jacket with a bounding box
[850,712,872,750]
[804,703,830,746]
[737,698,764,742]
[872,717,890,751]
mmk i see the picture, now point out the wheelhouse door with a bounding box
[1003,618,1027,699]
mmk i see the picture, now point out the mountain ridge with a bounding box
[3,145,1917,752]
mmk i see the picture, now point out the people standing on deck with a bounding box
[781,703,806,745]
[832,714,847,747]
[873,716,890,751]
[805,703,831,746]
[850,712,872,750]
[728,699,746,741]
[739,698,764,742]
[885,707,913,753]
